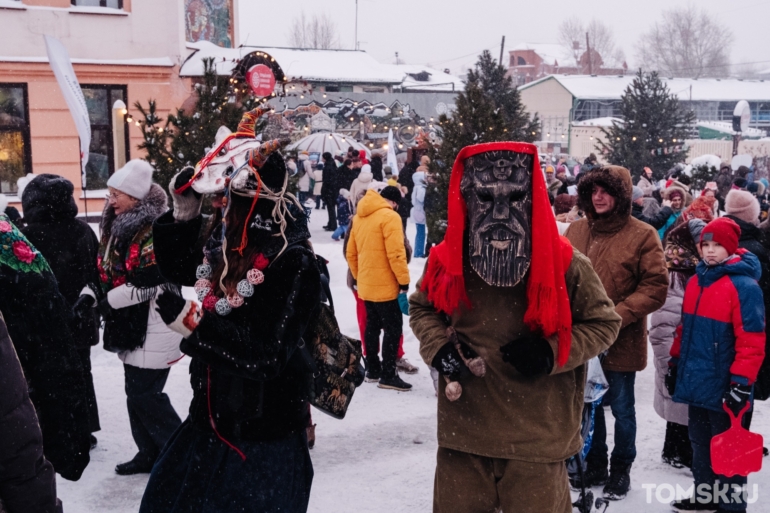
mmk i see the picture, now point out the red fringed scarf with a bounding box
[421,142,574,367]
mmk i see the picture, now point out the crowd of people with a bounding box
[288,147,431,258]
[539,152,769,512]
[0,130,768,513]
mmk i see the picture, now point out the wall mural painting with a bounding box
[185,0,234,48]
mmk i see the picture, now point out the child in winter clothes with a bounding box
[668,217,766,513]
[332,188,353,241]
[410,168,427,258]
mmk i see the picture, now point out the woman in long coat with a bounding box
[649,219,707,469]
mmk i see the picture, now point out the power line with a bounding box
[428,42,502,65]
[714,1,770,15]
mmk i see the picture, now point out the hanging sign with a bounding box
[246,64,276,97]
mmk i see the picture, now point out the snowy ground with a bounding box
[59,209,770,512]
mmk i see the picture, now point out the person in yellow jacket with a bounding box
[346,186,412,391]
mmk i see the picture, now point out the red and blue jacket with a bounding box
[670,249,766,412]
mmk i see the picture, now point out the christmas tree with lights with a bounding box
[135,58,263,191]
[598,69,695,180]
[424,50,540,247]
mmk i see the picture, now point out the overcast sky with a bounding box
[239,0,770,74]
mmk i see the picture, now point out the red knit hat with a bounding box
[700,217,741,256]
[420,142,574,367]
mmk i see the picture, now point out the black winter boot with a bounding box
[670,496,717,511]
[603,463,631,500]
[663,421,693,469]
[115,452,156,475]
[580,456,608,488]
[377,372,412,391]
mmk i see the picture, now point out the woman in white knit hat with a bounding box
[72,159,183,475]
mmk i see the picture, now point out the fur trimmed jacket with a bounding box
[0,312,57,513]
[98,184,182,369]
[565,166,669,372]
[0,214,91,481]
[20,174,101,349]
[153,211,321,441]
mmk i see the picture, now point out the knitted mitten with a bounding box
[169,167,203,221]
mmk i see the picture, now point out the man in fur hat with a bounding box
[409,142,622,513]
[565,165,668,500]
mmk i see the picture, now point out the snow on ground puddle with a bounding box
[61,210,770,512]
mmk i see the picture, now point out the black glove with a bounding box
[665,364,678,397]
[72,294,95,321]
[431,341,478,380]
[155,290,186,325]
[723,382,752,417]
[500,334,554,378]
[173,167,202,199]
[97,297,112,319]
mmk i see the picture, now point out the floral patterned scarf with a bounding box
[0,214,51,275]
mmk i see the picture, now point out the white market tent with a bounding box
[286,132,370,158]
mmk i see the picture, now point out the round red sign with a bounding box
[246,64,276,97]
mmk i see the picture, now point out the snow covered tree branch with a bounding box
[287,12,340,50]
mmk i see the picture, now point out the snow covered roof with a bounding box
[180,41,404,84]
[572,117,623,127]
[697,121,767,138]
[520,74,770,102]
[387,64,464,92]
[510,43,567,66]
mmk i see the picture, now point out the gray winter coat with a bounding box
[649,280,689,426]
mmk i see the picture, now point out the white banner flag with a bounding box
[44,35,91,187]
[387,129,398,176]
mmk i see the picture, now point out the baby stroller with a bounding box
[567,356,610,513]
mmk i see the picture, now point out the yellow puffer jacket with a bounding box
[346,190,410,302]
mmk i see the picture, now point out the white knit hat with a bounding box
[107,159,154,200]
[725,189,761,226]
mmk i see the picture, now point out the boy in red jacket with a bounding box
[668,218,766,513]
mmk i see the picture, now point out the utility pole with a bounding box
[354,0,359,50]
[585,32,593,74]
[499,35,506,66]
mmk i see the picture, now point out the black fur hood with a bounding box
[101,183,167,246]
[21,174,79,223]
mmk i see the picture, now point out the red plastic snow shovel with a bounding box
[711,403,764,477]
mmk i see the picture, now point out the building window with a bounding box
[0,84,31,194]
[517,56,527,66]
[81,85,129,190]
[71,0,123,8]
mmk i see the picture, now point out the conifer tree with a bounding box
[598,69,695,180]
[424,50,540,246]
